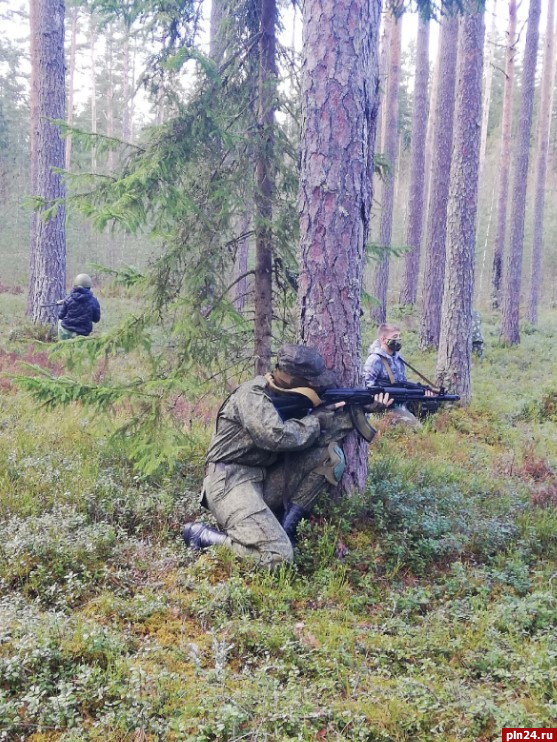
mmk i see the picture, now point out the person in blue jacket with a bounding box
[57,274,101,340]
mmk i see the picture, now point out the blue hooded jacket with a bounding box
[58,287,101,336]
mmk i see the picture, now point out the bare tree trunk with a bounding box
[400,14,429,306]
[370,7,402,324]
[28,0,39,315]
[129,38,136,141]
[479,0,497,178]
[436,8,485,404]
[210,0,227,65]
[419,15,459,350]
[491,0,517,307]
[526,0,556,324]
[65,4,78,170]
[298,0,381,494]
[210,0,253,315]
[233,209,251,311]
[375,12,392,168]
[424,44,439,213]
[106,25,115,174]
[122,32,131,142]
[365,10,390,291]
[89,14,97,172]
[28,0,66,324]
[501,0,541,344]
[253,0,277,375]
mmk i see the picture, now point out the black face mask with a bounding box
[386,339,402,352]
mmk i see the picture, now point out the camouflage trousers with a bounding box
[57,321,78,341]
[385,403,421,429]
[201,445,337,567]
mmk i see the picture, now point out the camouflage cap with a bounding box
[276,344,337,388]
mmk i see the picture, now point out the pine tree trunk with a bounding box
[478,1,497,178]
[370,8,402,325]
[400,14,429,306]
[106,25,115,174]
[526,0,556,324]
[65,5,78,171]
[234,208,251,312]
[298,0,381,494]
[419,15,458,350]
[436,8,485,405]
[491,0,517,307]
[501,0,541,344]
[210,0,227,65]
[423,46,439,213]
[90,14,97,172]
[375,13,392,170]
[365,10,390,291]
[122,32,131,142]
[253,0,277,374]
[28,0,39,315]
[28,0,66,324]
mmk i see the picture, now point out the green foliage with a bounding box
[362,454,524,574]
[0,506,119,608]
[3,305,557,739]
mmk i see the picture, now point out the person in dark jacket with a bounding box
[57,274,101,340]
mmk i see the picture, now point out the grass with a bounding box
[1,294,557,740]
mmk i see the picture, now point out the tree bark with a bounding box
[491,0,517,307]
[501,0,541,344]
[28,0,66,323]
[233,209,251,312]
[298,0,381,494]
[400,14,429,306]
[375,12,392,170]
[106,24,115,174]
[419,14,458,350]
[89,13,97,172]
[253,0,277,374]
[122,32,131,142]
[526,0,556,324]
[65,4,78,171]
[370,7,402,325]
[436,7,485,405]
[210,0,227,66]
[478,1,497,178]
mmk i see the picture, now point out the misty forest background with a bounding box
[2,0,557,739]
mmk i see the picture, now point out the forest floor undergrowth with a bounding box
[1,292,557,741]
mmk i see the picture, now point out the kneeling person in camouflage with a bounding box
[183,344,387,568]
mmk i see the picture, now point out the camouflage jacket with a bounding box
[363,340,407,387]
[471,311,484,343]
[205,376,321,467]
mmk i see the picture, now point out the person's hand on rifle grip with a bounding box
[313,401,345,431]
[364,392,393,413]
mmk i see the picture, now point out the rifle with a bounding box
[266,383,460,442]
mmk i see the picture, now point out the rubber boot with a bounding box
[281,503,310,547]
[182,522,227,551]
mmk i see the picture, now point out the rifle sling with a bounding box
[400,358,439,391]
[381,355,440,393]
[380,356,395,384]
